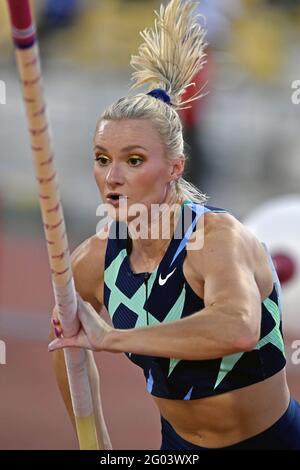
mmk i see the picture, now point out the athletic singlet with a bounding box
[103,200,286,400]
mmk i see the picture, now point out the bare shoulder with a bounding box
[188,211,251,252]
[71,225,110,308]
[203,211,253,251]
[71,230,108,277]
[187,211,272,280]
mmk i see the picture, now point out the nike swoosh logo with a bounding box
[158,268,177,286]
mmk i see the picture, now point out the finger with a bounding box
[52,305,60,323]
[76,293,92,323]
[48,337,77,352]
[76,292,99,321]
[76,292,89,310]
[54,327,63,338]
[52,318,60,327]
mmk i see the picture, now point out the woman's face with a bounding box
[93,119,183,220]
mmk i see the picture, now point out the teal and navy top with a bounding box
[103,201,286,400]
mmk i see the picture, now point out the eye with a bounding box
[94,155,110,166]
[128,156,143,167]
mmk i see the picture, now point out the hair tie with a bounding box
[147,88,171,105]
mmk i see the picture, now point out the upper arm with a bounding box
[203,217,260,309]
[50,231,107,330]
[71,235,106,313]
[194,214,262,342]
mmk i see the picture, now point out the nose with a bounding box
[105,163,125,188]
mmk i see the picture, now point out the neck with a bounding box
[127,191,183,269]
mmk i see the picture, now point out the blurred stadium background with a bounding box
[0,0,300,449]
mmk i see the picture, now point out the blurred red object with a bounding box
[272,253,296,285]
[180,47,211,128]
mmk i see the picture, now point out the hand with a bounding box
[49,293,112,352]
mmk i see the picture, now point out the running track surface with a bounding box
[0,235,299,449]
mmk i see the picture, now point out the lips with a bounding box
[106,193,127,201]
[105,193,128,207]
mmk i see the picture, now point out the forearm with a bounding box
[102,305,252,360]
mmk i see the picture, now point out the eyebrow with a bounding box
[94,144,148,153]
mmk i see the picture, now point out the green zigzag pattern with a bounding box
[214,297,285,390]
[105,250,186,373]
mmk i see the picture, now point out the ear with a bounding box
[169,156,185,183]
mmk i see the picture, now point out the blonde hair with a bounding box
[97,0,208,204]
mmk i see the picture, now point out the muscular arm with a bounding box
[50,234,111,448]
[102,214,264,360]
